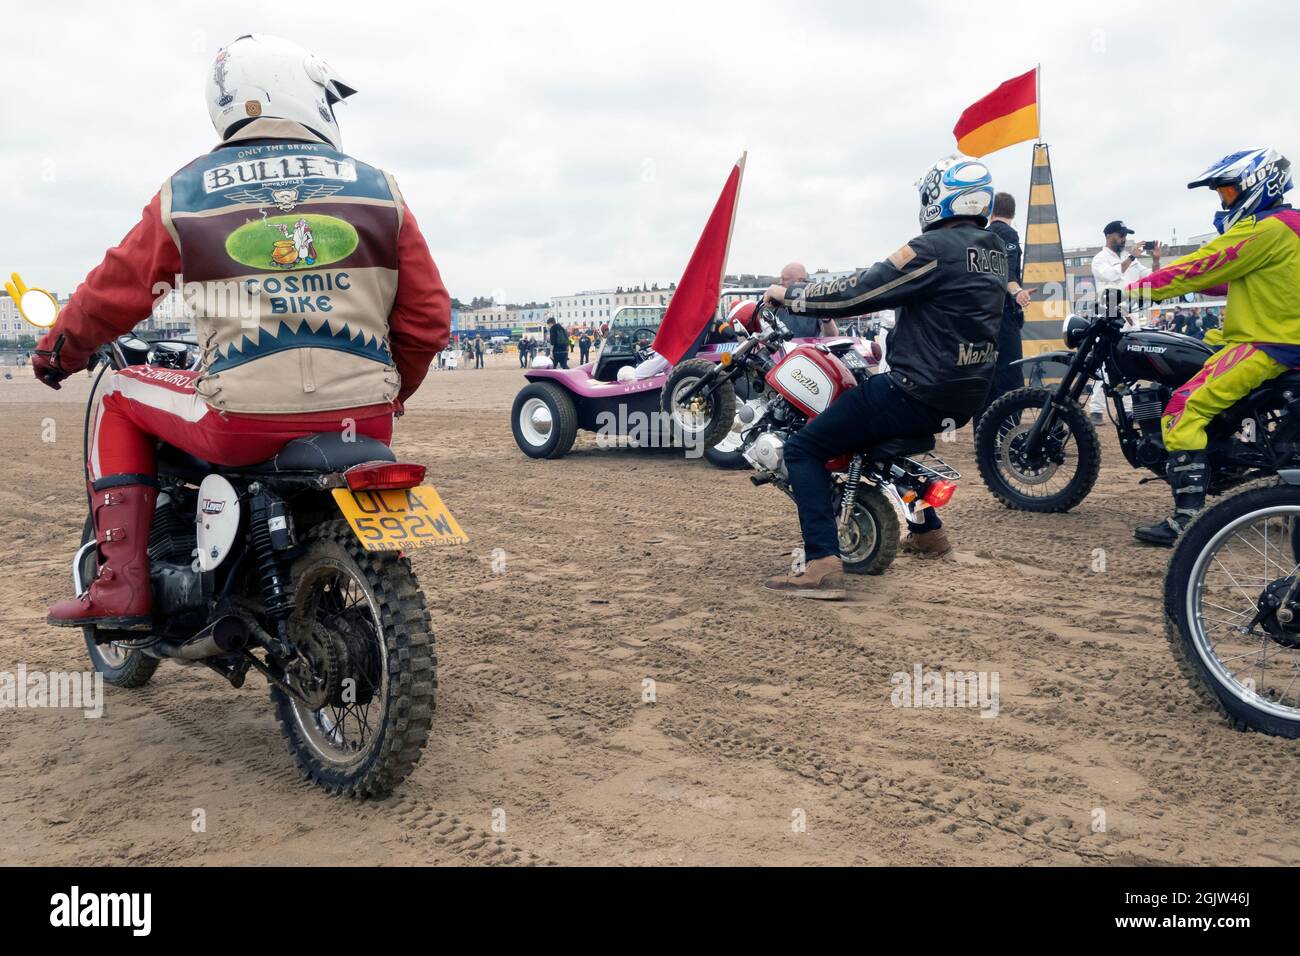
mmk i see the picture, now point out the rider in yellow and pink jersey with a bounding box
[1127,147,1298,546]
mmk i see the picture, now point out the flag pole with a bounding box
[1034,63,1042,143]
[1023,144,1034,273]
[717,153,747,293]
[1026,62,1042,281]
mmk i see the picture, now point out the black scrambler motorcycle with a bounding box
[70,335,466,796]
[975,303,1300,512]
[661,305,960,576]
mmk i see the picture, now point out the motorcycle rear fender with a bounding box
[1011,350,1074,369]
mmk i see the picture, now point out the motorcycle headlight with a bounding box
[1063,314,1089,350]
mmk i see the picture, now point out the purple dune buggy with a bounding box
[510,296,882,468]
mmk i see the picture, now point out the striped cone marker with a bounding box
[1020,143,1070,359]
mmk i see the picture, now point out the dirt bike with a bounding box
[659,306,959,575]
[1163,473,1300,738]
[975,303,1300,512]
[69,334,466,797]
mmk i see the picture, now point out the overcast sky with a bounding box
[2,0,1296,304]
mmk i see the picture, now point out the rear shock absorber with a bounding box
[248,485,293,642]
[839,454,863,526]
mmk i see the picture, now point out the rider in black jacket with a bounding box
[763,155,1006,599]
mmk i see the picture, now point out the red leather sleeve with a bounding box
[389,205,451,405]
[38,192,181,373]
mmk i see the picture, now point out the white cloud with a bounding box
[2,0,1296,303]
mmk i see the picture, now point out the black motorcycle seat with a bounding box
[1244,369,1300,404]
[242,433,395,473]
[158,433,395,477]
[1265,369,1300,388]
[866,435,936,459]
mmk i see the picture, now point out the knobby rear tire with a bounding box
[272,520,437,797]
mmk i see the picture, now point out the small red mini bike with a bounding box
[661,305,959,575]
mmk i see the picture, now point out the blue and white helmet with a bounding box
[917,154,994,232]
[1188,147,1292,234]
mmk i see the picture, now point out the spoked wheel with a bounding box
[77,514,159,688]
[975,387,1101,513]
[837,485,900,576]
[1164,483,1300,738]
[273,521,436,797]
[661,359,736,454]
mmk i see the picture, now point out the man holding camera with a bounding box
[1087,221,1163,421]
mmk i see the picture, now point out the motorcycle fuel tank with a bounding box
[765,345,857,418]
[1112,330,1214,388]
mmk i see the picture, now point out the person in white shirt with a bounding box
[1087,220,1163,421]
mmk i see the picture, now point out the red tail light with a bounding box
[345,461,427,491]
[922,479,956,508]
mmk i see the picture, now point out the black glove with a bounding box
[32,344,69,390]
[32,351,67,390]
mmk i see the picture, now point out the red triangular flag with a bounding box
[652,154,746,366]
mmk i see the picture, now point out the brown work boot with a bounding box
[901,528,953,560]
[763,556,846,600]
[48,479,155,631]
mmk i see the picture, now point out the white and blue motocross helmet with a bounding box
[1188,147,1292,234]
[917,154,995,232]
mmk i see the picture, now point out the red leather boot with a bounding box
[48,478,156,630]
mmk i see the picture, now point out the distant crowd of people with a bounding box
[433,320,601,371]
[1149,307,1222,339]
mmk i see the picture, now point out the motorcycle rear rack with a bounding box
[899,452,961,483]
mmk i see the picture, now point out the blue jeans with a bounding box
[784,373,948,561]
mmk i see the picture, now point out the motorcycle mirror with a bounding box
[5,273,60,329]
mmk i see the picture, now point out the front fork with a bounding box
[677,363,734,404]
[1021,342,1107,458]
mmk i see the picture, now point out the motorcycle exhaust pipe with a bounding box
[170,616,250,661]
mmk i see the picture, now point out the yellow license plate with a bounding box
[331,485,468,552]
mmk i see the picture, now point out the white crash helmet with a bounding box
[207,34,357,148]
[916,154,994,232]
